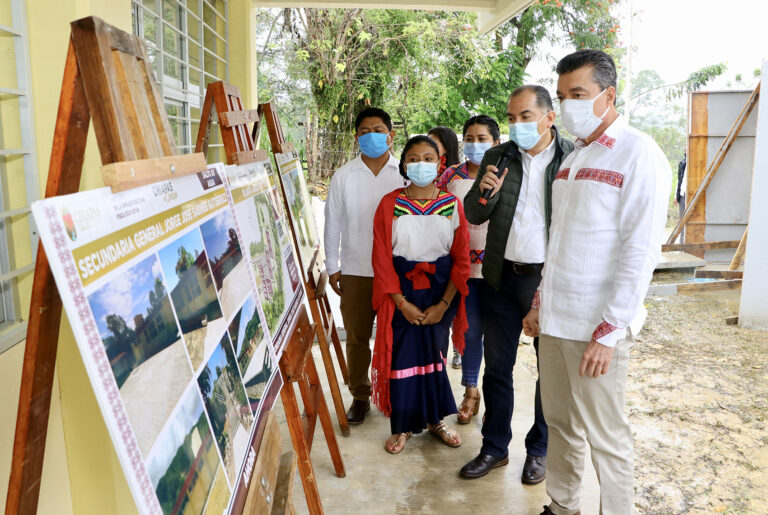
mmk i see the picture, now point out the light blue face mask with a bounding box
[509,115,546,150]
[406,161,438,187]
[357,132,390,158]
[463,142,493,165]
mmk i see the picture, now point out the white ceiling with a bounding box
[251,0,536,33]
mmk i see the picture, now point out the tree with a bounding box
[257,4,622,183]
[148,277,166,310]
[175,245,195,276]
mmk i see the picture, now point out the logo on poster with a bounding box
[152,181,177,202]
[61,208,77,241]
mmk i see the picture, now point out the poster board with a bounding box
[274,150,322,275]
[221,158,304,358]
[30,164,295,514]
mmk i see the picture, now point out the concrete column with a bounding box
[739,60,768,329]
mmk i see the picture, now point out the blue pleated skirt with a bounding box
[389,255,458,434]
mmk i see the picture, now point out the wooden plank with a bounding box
[242,412,282,515]
[231,149,269,166]
[219,108,260,128]
[71,16,135,163]
[729,227,748,271]
[662,240,740,252]
[304,355,345,478]
[7,39,91,515]
[670,85,760,246]
[101,153,207,192]
[677,279,742,293]
[655,251,706,270]
[112,51,150,159]
[135,34,176,156]
[280,309,315,380]
[115,51,164,157]
[271,451,297,515]
[694,270,743,279]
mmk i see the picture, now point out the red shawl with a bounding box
[370,188,471,416]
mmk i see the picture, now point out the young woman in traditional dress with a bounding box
[370,135,471,454]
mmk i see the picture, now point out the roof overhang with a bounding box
[252,0,536,34]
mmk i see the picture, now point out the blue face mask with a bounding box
[406,161,438,187]
[357,132,390,158]
[463,142,492,165]
[509,116,545,150]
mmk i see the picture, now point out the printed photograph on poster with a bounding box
[157,229,225,371]
[199,210,251,322]
[276,151,322,268]
[196,333,254,484]
[88,253,191,458]
[224,161,303,352]
[226,295,274,411]
[145,384,231,514]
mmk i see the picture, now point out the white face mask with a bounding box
[560,89,609,139]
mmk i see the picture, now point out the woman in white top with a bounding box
[435,115,501,424]
[370,136,471,454]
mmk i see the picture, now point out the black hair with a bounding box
[510,85,554,112]
[398,135,440,180]
[556,49,617,93]
[427,126,460,168]
[462,115,500,141]
[354,107,393,132]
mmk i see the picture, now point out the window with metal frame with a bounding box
[0,0,41,354]
[131,0,229,163]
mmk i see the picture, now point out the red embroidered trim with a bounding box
[555,168,570,181]
[574,168,624,188]
[595,133,616,149]
[531,290,541,309]
[469,249,485,264]
[592,320,619,341]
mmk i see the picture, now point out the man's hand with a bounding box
[421,303,448,325]
[329,271,342,296]
[579,339,615,377]
[522,308,540,337]
[400,300,425,325]
[478,165,508,198]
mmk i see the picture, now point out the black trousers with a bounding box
[480,261,548,458]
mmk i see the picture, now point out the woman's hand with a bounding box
[421,303,448,325]
[400,300,426,325]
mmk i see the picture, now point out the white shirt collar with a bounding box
[576,114,627,150]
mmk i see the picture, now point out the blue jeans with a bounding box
[480,262,548,458]
[461,278,484,387]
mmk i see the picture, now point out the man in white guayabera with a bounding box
[324,107,404,426]
[524,50,670,515]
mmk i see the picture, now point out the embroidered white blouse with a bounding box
[437,162,487,278]
[324,154,404,277]
[536,116,671,347]
[391,190,460,262]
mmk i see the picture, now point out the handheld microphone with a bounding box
[478,144,517,205]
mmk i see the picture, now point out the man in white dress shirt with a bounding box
[523,50,670,515]
[324,107,404,425]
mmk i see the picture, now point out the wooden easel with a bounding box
[195,82,351,436]
[6,16,205,514]
[279,306,346,515]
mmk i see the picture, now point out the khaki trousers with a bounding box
[339,275,376,401]
[539,333,634,515]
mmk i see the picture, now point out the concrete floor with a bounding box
[274,340,603,515]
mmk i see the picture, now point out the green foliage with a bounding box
[666,63,727,100]
[175,245,196,276]
[257,3,621,181]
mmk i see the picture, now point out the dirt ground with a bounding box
[519,282,768,513]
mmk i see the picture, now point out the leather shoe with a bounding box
[539,504,580,515]
[459,453,509,479]
[346,399,370,425]
[522,454,546,485]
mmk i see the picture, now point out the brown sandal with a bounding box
[457,389,481,424]
[384,432,412,454]
[429,421,462,447]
